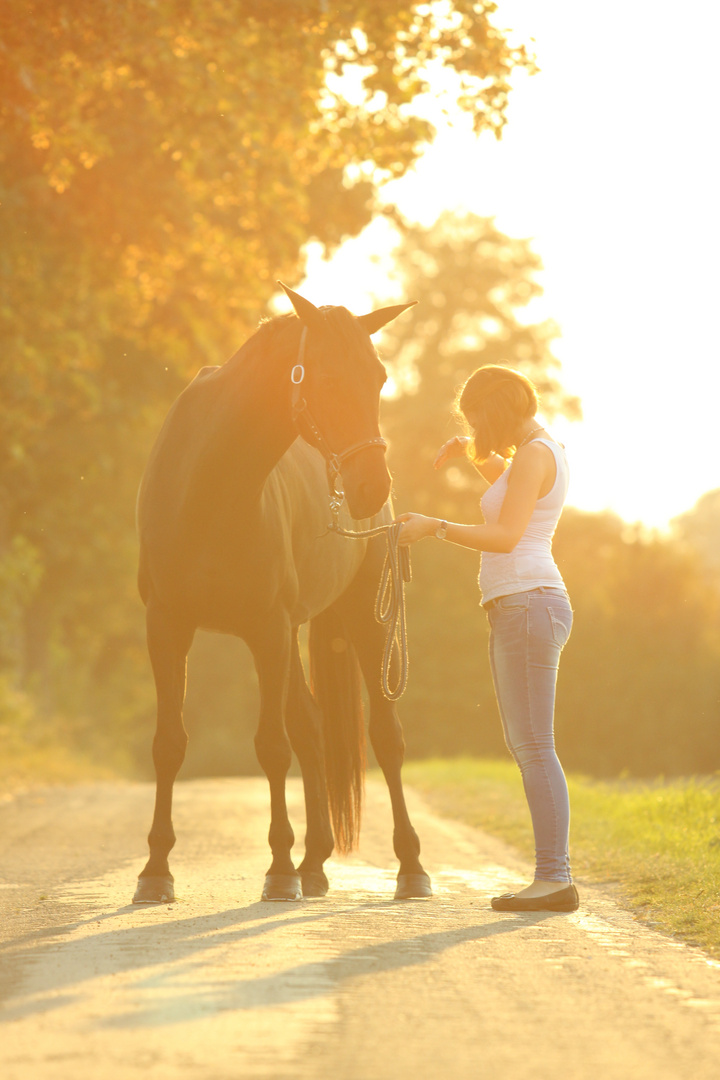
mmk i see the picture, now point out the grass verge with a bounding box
[402,757,720,957]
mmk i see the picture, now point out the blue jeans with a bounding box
[485,587,574,882]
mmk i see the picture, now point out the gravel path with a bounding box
[1,777,719,1079]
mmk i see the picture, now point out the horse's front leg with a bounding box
[252,615,302,901]
[286,634,334,897]
[133,601,195,903]
[342,553,432,901]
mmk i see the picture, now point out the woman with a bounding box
[396,365,578,912]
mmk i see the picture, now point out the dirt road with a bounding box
[1,777,719,1079]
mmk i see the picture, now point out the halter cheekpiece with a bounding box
[290,325,387,514]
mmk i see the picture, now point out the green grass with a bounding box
[402,757,720,956]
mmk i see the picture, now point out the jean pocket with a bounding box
[548,606,573,647]
[496,592,530,612]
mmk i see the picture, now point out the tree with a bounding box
[368,214,719,779]
[0,2,534,753]
[671,489,720,584]
[376,211,581,516]
[552,509,720,776]
[360,210,580,764]
[397,506,720,778]
[1,1,532,353]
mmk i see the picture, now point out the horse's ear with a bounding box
[357,302,418,336]
[277,282,325,330]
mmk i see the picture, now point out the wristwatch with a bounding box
[435,519,448,540]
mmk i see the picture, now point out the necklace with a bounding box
[517,425,545,449]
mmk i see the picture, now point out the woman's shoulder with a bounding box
[508,438,566,498]
[512,438,560,466]
[535,438,569,474]
[516,437,566,465]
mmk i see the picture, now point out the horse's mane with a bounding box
[224,312,293,369]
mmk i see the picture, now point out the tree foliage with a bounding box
[1,0,532,352]
[671,489,720,584]
[0,1,533,742]
[376,211,581,516]
[9,6,715,784]
[397,508,720,778]
[365,214,720,779]
[553,510,720,776]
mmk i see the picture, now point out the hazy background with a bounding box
[304,0,720,529]
[1,1,718,786]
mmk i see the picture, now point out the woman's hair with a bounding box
[456,365,538,462]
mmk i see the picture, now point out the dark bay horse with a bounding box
[133,284,432,903]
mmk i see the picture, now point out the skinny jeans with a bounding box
[485,587,574,882]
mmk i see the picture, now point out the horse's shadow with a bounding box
[0,895,559,1027]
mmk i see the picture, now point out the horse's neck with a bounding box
[223,332,298,504]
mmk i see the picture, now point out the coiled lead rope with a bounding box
[328,520,411,700]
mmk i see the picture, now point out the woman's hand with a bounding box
[394,513,438,546]
[433,435,471,470]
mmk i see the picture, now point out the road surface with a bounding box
[1,777,719,1079]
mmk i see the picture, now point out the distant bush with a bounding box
[397,508,720,778]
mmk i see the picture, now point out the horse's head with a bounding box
[279,283,415,520]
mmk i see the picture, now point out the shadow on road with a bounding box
[0,896,560,1027]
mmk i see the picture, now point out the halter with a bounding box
[289,325,409,700]
[290,326,387,513]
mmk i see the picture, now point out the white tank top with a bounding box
[479,439,569,605]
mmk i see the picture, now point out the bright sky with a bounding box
[302,0,720,529]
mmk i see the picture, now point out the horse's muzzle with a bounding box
[343,455,392,521]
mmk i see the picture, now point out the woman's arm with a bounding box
[433,436,506,485]
[396,442,554,552]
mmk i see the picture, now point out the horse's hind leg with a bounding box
[133,601,195,904]
[252,615,302,901]
[341,550,432,900]
[286,635,334,897]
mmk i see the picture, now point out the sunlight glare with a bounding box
[303,0,720,529]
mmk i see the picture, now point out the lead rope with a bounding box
[328,515,411,701]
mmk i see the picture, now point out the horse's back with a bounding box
[137,362,253,612]
[138,364,230,530]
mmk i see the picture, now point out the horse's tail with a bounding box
[309,604,366,854]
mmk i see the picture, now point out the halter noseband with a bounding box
[290,326,387,505]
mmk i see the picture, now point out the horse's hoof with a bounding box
[262,873,303,901]
[395,872,433,900]
[301,870,329,898]
[133,875,176,904]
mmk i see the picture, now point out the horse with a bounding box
[133,283,433,904]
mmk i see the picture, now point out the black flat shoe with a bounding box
[491,884,579,912]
